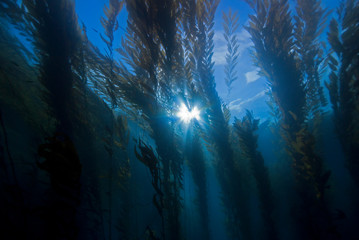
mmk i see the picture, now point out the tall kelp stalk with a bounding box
[98,1,124,239]
[184,121,210,239]
[234,111,278,240]
[22,0,81,136]
[294,0,329,133]
[245,0,335,239]
[327,0,359,188]
[113,115,131,240]
[223,9,240,95]
[118,0,185,239]
[182,0,252,238]
[20,0,84,239]
[180,2,210,238]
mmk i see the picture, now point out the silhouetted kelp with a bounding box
[23,0,82,135]
[118,0,185,239]
[223,9,240,95]
[245,0,336,239]
[99,2,125,239]
[234,111,278,240]
[182,0,252,238]
[184,122,210,240]
[2,0,359,239]
[37,132,82,239]
[327,0,359,188]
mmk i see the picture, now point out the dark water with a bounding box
[1,0,359,239]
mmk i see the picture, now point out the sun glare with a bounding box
[177,104,201,123]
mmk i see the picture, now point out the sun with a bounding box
[177,104,201,123]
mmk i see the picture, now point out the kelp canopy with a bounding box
[0,0,359,240]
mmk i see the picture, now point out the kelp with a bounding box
[184,121,210,240]
[294,0,329,135]
[98,2,124,239]
[234,111,278,240]
[326,0,359,188]
[134,139,165,238]
[22,0,82,136]
[180,3,211,238]
[100,0,124,109]
[113,115,131,240]
[118,0,185,239]
[245,0,335,239]
[182,0,252,238]
[37,132,82,239]
[223,9,240,95]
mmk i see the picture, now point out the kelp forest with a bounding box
[0,0,359,239]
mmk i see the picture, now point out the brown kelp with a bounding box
[223,9,240,95]
[118,0,185,238]
[245,0,335,239]
[21,0,84,238]
[134,139,163,239]
[184,121,210,239]
[99,1,124,239]
[294,0,329,134]
[327,0,359,188]
[37,132,82,239]
[234,111,278,240]
[180,2,211,238]
[182,0,252,238]
[22,0,82,135]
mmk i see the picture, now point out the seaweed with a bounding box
[98,2,124,238]
[184,121,210,239]
[234,110,278,240]
[22,0,82,136]
[245,0,335,238]
[135,139,165,238]
[294,0,330,137]
[37,132,82,239]
[182,0,252,238]
[116,1,185,238]
[326,0,359,188]
[223,9,240,95]
[0,110,18,186]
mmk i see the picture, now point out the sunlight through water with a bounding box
[177,104,201,123]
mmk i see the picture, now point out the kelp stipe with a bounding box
[326,0,359,188]
[22,0,82,136]
[135,139,164,239]
[234,111,278,240]
[118,0,185,238]
[98,1,124,239]
[37,132,82,239]
[294,0,330,138]
[245,0,336,239]
[20,0,84,238]
[183,121,210,240]
[181,0,252,238]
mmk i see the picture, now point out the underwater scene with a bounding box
[1,0,359,239]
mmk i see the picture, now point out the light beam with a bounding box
[177,104,201,123]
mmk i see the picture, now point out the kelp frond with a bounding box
[22,0,82,134]
[326,0,359,187]
[223,9,240,95]
[294,0,329,129]
[246,0,334,238]
[234,110,278,240]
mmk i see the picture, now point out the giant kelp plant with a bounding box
[327,0,359,188]
[245,0,335,239]
[234,111,277,240]
[1,0,359,239]
[223,9,240,95]
[181,0,252,238]
[118,0,185,239]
